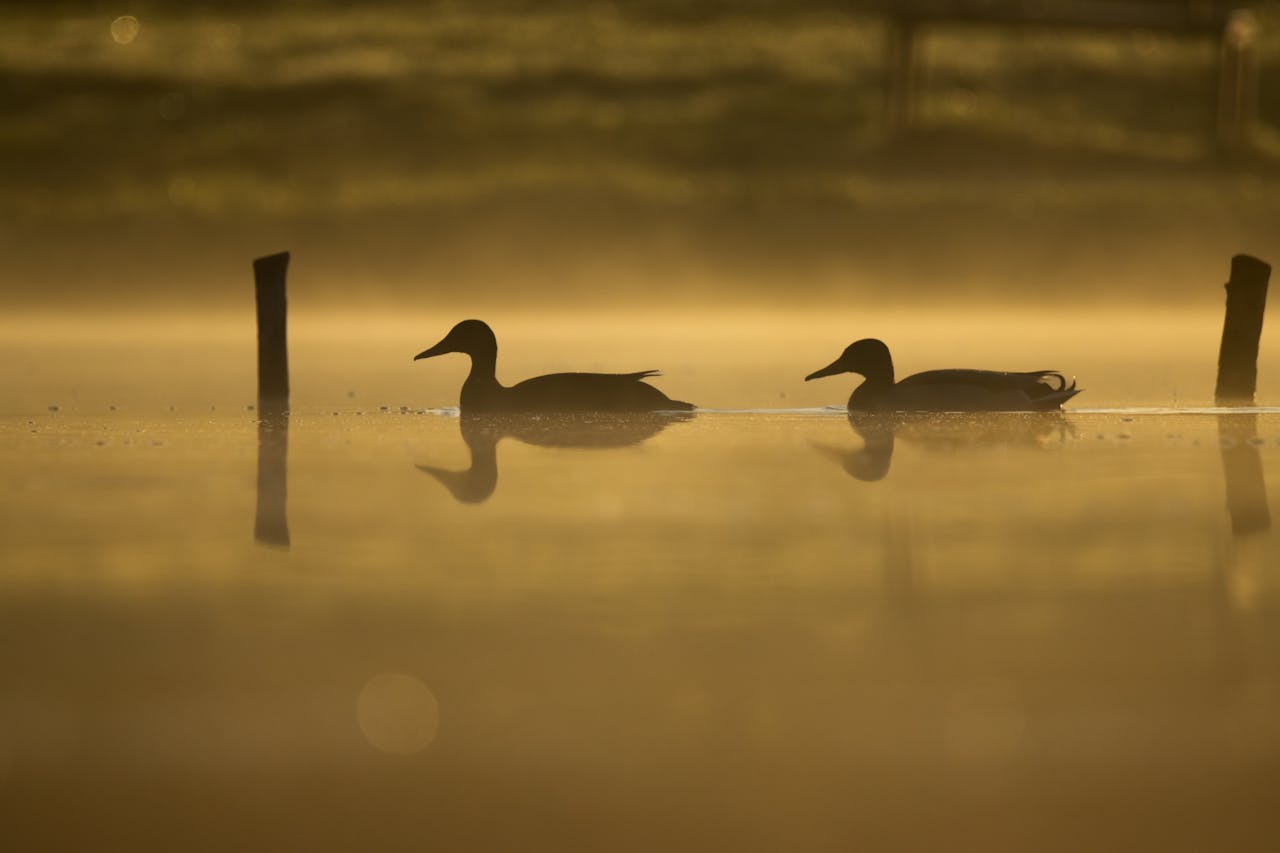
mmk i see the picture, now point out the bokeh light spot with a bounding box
[357,673,440,755]
[110,15,139,45]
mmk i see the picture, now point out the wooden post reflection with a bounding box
[1218,413,1270,538]
[254,404,290,548]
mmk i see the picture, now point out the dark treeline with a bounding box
[2,1,1279,309]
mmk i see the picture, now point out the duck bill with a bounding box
[804,359,846,381]
[413,339,452,361]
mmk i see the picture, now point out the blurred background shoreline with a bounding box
[4,1,1280,312]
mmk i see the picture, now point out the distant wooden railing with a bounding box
[870,1,1260,152]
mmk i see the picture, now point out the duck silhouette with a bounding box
[417,412,690,503]
[414,320,694,413]
[805,339,1079,412]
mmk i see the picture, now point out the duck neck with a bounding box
[862,350,895,386]
[849,360,895,412]
[460,348,502,411]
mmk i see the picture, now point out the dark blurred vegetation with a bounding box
[3,1,1280,310]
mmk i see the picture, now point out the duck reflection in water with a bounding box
[417,411,692,504]
[814,411,1074,482]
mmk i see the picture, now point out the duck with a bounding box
[413,319,694,413]
[805,338,1080,412]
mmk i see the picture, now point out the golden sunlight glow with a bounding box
[3,4,1280,848]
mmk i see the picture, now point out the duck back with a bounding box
[507,371,694,413]
[865,369,1078,412]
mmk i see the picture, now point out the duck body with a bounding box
[416,319,694,414]
[807,339,1079,413]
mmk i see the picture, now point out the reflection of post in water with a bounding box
[1218,413,1270,538]
[417,412,691,505]
[255,404,290,547]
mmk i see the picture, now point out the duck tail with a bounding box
[627,369,694,411]
[1032,385,1081,410]
[1020,371,1080,409]
[1019,370,1067,392]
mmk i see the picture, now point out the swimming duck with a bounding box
[805,339,1079,412]
[414,320,694,413]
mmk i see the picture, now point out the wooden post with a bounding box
[1215,254,1270,405]
[253,251,290,547]
[254,251,290,406]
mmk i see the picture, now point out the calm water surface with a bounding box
[2,314,1280,850]
[2,404,1278,851]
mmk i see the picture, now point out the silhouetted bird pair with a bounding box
[414,319,1080,414]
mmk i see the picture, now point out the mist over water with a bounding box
[3,307,1277,414]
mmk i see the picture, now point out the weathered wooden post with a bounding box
[253,251,290,547]
[1215,254,1270,405]
[254,251,290,406]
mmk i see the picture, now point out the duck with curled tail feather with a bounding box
[805,338,1080,412]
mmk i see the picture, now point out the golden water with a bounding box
[2,313,1279,851]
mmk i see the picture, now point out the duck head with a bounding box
[414,319,498,362]
[805,338,894,384]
